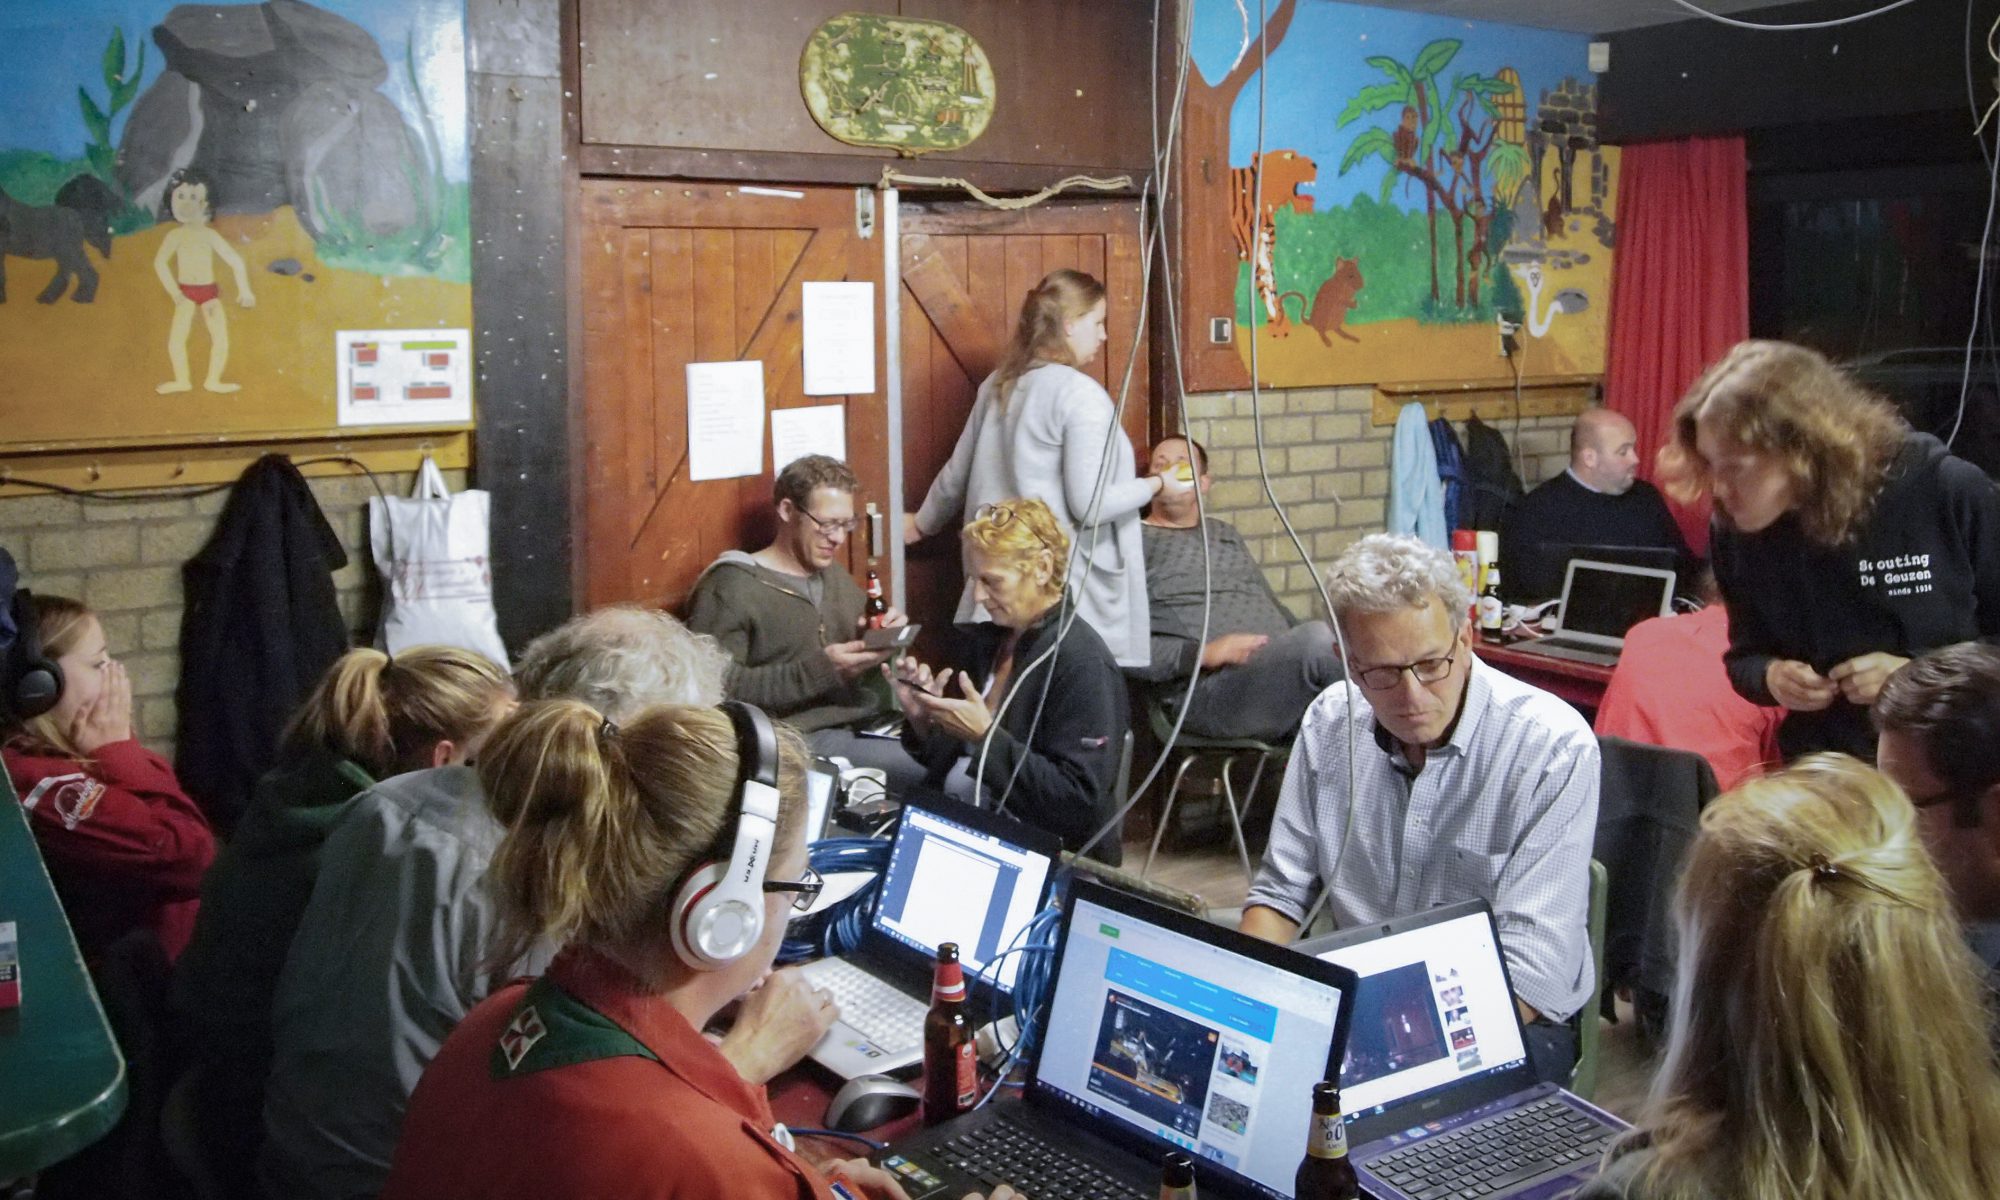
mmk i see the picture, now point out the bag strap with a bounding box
[414,455,450,500]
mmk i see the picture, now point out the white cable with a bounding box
[1661,0,1920,31]
[1949,123,2000,450]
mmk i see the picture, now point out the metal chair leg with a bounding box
[1145,753,1205,877]
[1219,752,1254,886]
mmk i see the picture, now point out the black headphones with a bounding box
[6,590,63,721]
[668,701,782,971]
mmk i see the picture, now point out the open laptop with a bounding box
[798,795,1060,1078]
[804,757,841,842]
[1509,558,1674,667]
[877,880,1358,1200]
[1296,900,1626,1200]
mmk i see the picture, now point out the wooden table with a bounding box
[1474,641,1614,716]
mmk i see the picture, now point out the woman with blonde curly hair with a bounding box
[1578,754,2000,1200]
[891,497,1130,860]
[1659,339,2000,759]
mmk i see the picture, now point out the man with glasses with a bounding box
[1874,643,2000,974]
[1240,534,1600,1085]
[687,454,922,787]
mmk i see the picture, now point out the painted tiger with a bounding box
[1227,150,1317,336]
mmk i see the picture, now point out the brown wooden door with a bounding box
[897,199,1151,657]
[577,182,888,612]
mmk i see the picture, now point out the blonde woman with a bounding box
[891,498,1129,861]
[906,268,1181,668]
[2,593,213,965]
[381,700,1020,1200]
[171,645,516,1194]
[1580,754,2000,1200]
[1661,339,2000,759]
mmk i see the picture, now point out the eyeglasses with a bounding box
[797,509,859,537]
[762,865,824,912]
[1350,649,1458,692]
[974,503,1059,552]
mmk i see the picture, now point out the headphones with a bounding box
[6,590,63,722]
[669,701,782,971]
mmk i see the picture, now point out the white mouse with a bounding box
[825,1073,923,1132]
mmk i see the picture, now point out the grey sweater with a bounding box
[1134,518,1295,683]
[684,552,885,731]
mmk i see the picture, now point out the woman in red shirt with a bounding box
[3,594,214,964]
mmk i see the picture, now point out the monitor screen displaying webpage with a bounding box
[1036,896,1346,1200]
[871,803,1050,992]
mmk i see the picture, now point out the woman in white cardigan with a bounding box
[906,269,1179,668]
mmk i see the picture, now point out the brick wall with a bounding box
[1179,387,1572,619]
[0,467,468,758]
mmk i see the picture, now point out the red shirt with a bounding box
[1594,607,1782,791]
[383,948,835,1200]
[5,739,214,963]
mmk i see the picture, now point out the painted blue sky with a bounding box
[0,0,468,178]
[1190,0,1592,209]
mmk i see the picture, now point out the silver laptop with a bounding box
[1297,901,1626,1200]
[803,757,840,842]
[798,795,1059,1078]
[1511,558,1674,667]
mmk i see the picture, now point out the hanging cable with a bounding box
[1661,0,1921,31]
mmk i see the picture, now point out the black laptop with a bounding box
[876,880,1358,1200]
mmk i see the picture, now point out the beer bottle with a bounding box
[1477,561,1506,644]
[1158,1150,1197,1200]
[1295,1081,1359,1200]
[865,570,889,630]
[923,942,977,1125]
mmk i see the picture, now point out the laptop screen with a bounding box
[1035,893,1350,1200]
[1560,560,1673,642]
[871,802,1052,992]
[804,761,839,842]
[1314,906,1528,1121]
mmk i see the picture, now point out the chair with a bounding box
[1570,858,1609,1102]
[1141,696,1292,886]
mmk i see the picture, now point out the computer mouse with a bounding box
[825,1074,923,1132]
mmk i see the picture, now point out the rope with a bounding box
[878,166,1136,210]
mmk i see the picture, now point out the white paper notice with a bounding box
[335,329,474,427]
[686,361,766,481]
[801,281,876,396]
[770,405,847,473]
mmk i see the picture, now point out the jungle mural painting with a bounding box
[1180,0,1617,391]
[0,0,471,448]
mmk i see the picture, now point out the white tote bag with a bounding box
[368,457,509,667]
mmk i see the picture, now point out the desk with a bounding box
[1474,641,1613,716]
[0,773,127,1180]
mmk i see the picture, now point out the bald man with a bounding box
[1498,407,1695,602]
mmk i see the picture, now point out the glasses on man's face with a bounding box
[798,508,858,538]
[974,503,1058,552]
[1349,649,1458,692]
[762,866,824,912]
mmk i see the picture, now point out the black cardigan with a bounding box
[905,609,1127,864]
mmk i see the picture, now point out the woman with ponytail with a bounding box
[170,645,514,1193]
[906,268,1178,668]
[1580,754,2000,1200]
[382,700,1019,1200]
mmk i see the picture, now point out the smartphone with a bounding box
[861,623,920,651]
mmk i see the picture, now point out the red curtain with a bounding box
[1604,135,1749,555]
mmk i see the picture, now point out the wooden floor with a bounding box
[1122,829,1658,1121]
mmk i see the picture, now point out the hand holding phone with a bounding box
[861,623,920,651]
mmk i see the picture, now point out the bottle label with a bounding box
[954,1040,977,1107]
[1307,1112,1349,1159]
[1476,593,1503,630]
[932,978,965,1003]
[1159,1187,1197,1200]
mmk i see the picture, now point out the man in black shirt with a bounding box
[1499,407,1695,601]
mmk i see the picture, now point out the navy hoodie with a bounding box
[1712,432,2000,760]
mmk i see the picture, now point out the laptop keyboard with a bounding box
[801,957,928,1054]
[1517,638,1615,665]
[931,1112,1149,1200]
[1368,1096,1615,1199]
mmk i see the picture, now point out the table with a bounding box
[0,773,128,1180]
[1474,641,1613,716]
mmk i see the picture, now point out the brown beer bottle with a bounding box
[1477,561,1506,644]
[1295,1080,1359,1199]
[922,942,977,1125]
[1158,1150,1198,1200]
[865,570,889,630]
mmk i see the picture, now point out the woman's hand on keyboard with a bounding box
[718,966,840,1084]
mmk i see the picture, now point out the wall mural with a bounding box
[0,0,470,449]
[1181,0,1617,391]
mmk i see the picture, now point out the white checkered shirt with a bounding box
[1248,658,1600,1020]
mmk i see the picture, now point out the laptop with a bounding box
[1509,558,1674,667]
[798,795,1060,1078]
[1539,543,1682,593]
[1295,900,1626,1200]
[876,880,1358,1200]
[804,757,841,842]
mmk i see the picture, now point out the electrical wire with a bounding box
[1950,9,2000,450]
[1661,0,1922,32]
[785,1128,887,1153]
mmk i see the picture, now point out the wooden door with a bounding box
[898,200,1151,657]
[577,182,888,611]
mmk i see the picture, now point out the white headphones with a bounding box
[669,701,782,971]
